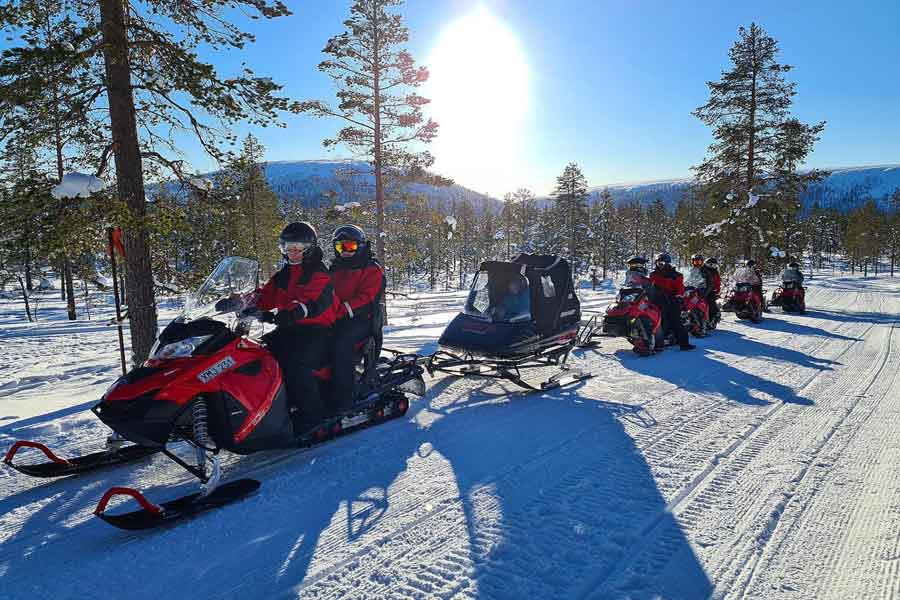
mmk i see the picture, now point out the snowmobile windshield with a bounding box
[731,267,760,285]
[183,256,259,322]
[464,271,532,322]
[684,267,707,289]
[623,270,650,289]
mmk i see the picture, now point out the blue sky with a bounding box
[138,1,900,195]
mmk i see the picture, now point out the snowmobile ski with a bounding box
[4,440,158,478]
[94,479,260,530]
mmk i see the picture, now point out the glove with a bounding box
[214,296,240,313]
[258,310,276,324]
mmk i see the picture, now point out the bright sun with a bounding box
[426,8,530,196]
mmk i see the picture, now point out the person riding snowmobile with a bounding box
[623,256,651,289]
[648,253,695,350]
[700,256,722,323]
[233,222,339,429]
[781,261,805,285]
[328,224,386,415]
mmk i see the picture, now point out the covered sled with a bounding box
[427,254,591,390]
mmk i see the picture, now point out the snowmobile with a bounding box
[680,285,713,337]
[721,283,764,322]
[4,257,426,530]
[770,281,806,313]
[427,254,591,390]
[600,275,683,356]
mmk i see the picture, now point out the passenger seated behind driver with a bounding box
[491,278,530,321]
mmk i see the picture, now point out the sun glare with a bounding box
[426,8,530,196]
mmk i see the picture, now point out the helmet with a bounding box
[654,252,672,266]
[279,222,317,259]
[690,253,704,267]
[626,256,647,267]
[705,257,719,268]
[331,224,366,244]
[744,259,756,268]
[788,261,799,269]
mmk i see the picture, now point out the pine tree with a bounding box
[0,0,294,362]
[589,188,614,278]
[693,23,824,259]
[550,163,589,269]
[888,188,900,276]
[299,0,439,266]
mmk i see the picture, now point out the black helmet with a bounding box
[654,252,672,265]
[744,259,756,268]
[626,256,647,266]
[706,257,719,268]
[788,261,799,269]
[331,224,366,244]
[279,222,317,256]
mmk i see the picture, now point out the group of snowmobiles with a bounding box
[3,249,808,529]
[4,253,593,530]
[589,256,807,356]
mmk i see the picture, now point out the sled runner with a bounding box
[427,254,591,390]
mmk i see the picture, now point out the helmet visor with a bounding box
[334,240,359,254]
[280,241,313,254]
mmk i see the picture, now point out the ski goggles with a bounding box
[279,241,312,254]
[334,240,360,253]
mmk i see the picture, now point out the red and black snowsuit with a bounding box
[255,246,339,425]
[649,265,691,347]
[328,245,385,413]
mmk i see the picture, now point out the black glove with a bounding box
[214,297,239,313]
[274,310,296,328]
[258,311,276,324]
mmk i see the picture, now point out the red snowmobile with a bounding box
[722,283,764,322]
[770,281,806,313]
[602,274,677,356]
[680,286,718,337]
[4,257,425,530]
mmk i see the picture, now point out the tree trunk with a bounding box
[16,275,33,322]
[100,0,157,364]
[63,258,76,320]
[24,247,32,291]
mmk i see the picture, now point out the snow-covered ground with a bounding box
[2,274,899,599]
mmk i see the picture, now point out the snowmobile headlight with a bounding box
[153,335,213,359]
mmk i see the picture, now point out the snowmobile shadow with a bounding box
[750,316,861,341]
[619,332,821,407]
[0,399,98,436]
[801,308,898,326]
[401,383,712,599]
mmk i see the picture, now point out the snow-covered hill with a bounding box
[583,164,900,211]
[2,273,900,598]
[261,159,492,209]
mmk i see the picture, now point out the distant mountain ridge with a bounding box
[582,164,900,211]
[191,160,900,214]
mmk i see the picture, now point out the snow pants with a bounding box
[329,317,374,414]
[705,291,720,322]
[264,325,330,425]
[649,289,690,347]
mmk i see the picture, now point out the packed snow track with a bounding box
[2,274,899,599]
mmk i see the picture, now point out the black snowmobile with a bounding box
[427,254,592,390]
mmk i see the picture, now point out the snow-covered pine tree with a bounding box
[890,189,900,276]
[588,188,614,278]
[550,163,590,270]
[298,0,440,267]
[513,188,539,254]
[693,23,824,263]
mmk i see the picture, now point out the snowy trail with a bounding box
[1,275,899,599]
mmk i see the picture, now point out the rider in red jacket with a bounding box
[328,225,385,414]
[255,222,338,429]
[648,253,695,350]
